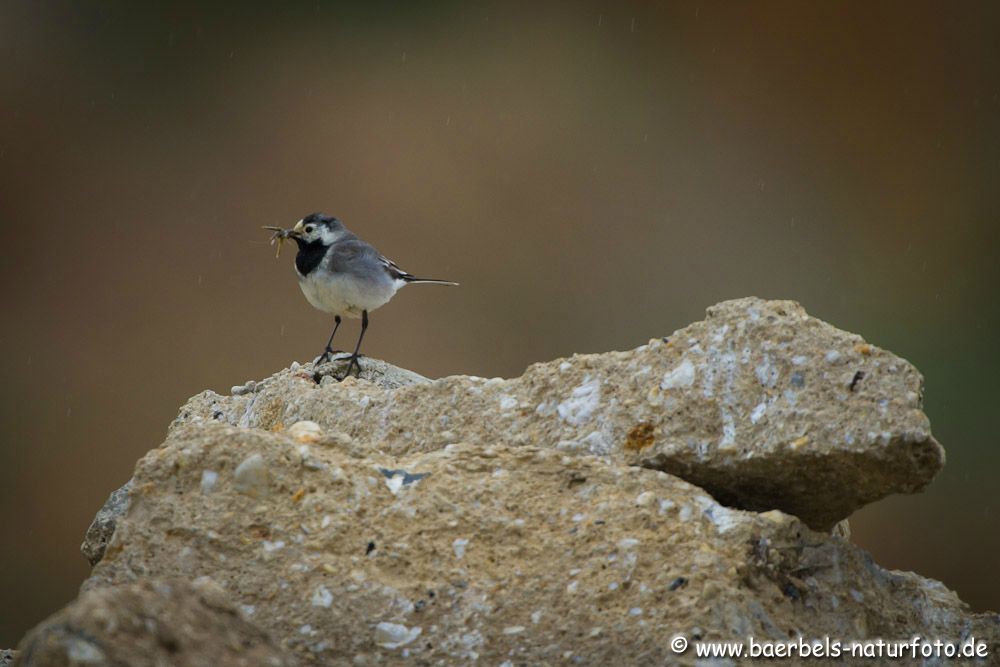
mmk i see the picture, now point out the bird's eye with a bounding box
[304,225,315,234]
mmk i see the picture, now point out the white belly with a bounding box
[297,270,400,317]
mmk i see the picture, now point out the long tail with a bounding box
[403,276,459,286]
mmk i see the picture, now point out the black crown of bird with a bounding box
[264,213,458,380]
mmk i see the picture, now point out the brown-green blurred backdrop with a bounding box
[1,0,997,645]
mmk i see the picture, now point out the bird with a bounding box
[264,213,458,379]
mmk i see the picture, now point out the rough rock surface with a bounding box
[81,479,132,566]
[79,359,428,566]
[15,578,295,666]
[78,424,996,665]
[47,297,992,667]
[1,650,15,667]
[173,298,943,530]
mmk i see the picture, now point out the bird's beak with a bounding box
[289,219,305,238]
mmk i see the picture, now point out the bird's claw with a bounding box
[313,351,362,381]
[337,355,362,382]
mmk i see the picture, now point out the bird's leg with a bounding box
[316,315,342,366]
[340,310,368,380]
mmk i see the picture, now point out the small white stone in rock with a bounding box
[618,537,640,550]
[499,394,518,411]
[233,454,270,498]
[311,585,333,608]
[452,538,469,559]
[531,611,543,624]
[635,491,656,506]
[572,513,586,522]
[557,378,601,425]
[566,581,578,593]
[503,626,525,635]
[608,582,619,591]
[299,624,313,635]
[289,420,324,443]
[580,430,611,455]
[661,359,696,389]
[66,638,106,663]
[825,350,841,363]
[658,499,675,514]
[321,515,332,528]
[374,622,422,649]
[200,470,218,493]
[629,607,643,616]
[559,361,572,372]
[385,474,405,495]
[262,540,285,553]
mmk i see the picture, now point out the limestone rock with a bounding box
[81,423,996,665]
[15,578,295,666]
[174,298,943,529]
[80,479,132,566]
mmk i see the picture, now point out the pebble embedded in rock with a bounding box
[374,622,422,649]
[288,420,323,443]
[311,585,333,608]
[200,470,218,494]
[233,454,270,498]
[452,538,469,559]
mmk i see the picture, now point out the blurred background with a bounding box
[1,0,997,645]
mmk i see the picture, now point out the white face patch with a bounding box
[297,220,344,245]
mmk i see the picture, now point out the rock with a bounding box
[1,650,15,667]
[15,578,295,666]
[80,479,132,566]
[58,297,983,665]
[81,423,997,665]
[173,298,943,530]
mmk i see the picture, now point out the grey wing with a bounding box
[325,239,394,283]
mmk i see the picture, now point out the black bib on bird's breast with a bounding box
[295,241,328,276]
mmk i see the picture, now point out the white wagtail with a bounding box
[264,213,458,379]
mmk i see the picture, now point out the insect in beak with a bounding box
[262,225,301,258]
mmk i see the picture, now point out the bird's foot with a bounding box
[314,348,348,367]
[337,354,363,382]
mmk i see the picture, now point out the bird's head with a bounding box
[290,213,345,246]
